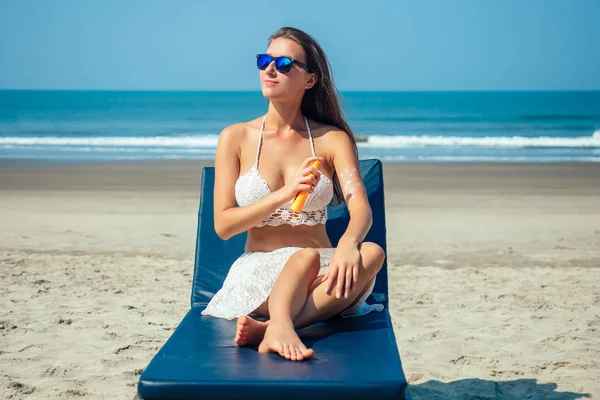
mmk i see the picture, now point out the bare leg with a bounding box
[237,243,385,353]
[234,275,372,347]
[257,248,321,361]
[235,316,269,346]
[293,242,384,329]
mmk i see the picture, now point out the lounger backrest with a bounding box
[191,158,389,308]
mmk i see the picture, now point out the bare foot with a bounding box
[234,315,268,346]
[258,322,314,361]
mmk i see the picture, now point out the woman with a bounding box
[201,27,385,362]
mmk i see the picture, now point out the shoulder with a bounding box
[217,120,249,142]
[308,120,357,152]
[217,117,263,150]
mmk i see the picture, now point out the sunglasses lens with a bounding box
[275,57,292,73]
[257,54,272,70]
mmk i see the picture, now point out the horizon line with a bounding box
[2,88,600,93]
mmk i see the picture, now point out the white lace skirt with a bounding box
[201,246,383,320]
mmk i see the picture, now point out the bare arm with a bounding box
[332,130,373,247]
[213,125,322,240]
[324,129,373,298]
[213,125,286,240]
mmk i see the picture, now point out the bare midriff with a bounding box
[245,223,333,253]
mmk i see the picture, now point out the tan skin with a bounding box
[213,38,385,361]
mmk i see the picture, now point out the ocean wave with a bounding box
[519,114,600,121]
[0,144,215,154]
[365,114,600,123]
[1,131,599,149]
[361,131,600,148]
[0,135,221,147]
[376,155,600,162]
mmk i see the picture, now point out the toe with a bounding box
[293,346,303,361]
[239,316,249,328]
[281,344,288,358]
[285,344,293,359]
[303,348,314,359]
[258,341,268,353]
[289,346,297,361]
[277,341,284,355]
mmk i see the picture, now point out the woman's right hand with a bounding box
[277,156,324,204]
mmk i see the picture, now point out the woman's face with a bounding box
[259,38,315,101]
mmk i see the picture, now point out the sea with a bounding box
[1,90,599,163]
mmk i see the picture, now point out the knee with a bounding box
[293,248,321,273]
[360,242,385,274]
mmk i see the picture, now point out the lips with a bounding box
[264,80,278,85]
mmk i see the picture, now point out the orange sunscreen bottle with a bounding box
[290,160,320,213]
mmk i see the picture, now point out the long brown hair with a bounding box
[268,26,358,205]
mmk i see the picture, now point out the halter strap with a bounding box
[305,116,316,157]
[255,115,267,166]
[255,115,316,166]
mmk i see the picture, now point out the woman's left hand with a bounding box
[323,238,362,299]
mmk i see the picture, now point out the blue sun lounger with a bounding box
[137,158,410,400]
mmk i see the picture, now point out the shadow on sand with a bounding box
[409,378,590,400]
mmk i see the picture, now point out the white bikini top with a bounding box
[234,115,334,227]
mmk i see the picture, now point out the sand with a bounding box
[1,160,599,399]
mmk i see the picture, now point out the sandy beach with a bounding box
[1,160,599,399]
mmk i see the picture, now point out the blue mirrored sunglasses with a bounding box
[256,54,312,73]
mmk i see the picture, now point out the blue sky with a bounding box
[1,0,599,91]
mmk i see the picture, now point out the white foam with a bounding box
[1,131,599,150]
[361,131,600,148]
[0,144,215,154]
[375,155,600,162]
[0,135,221,148]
